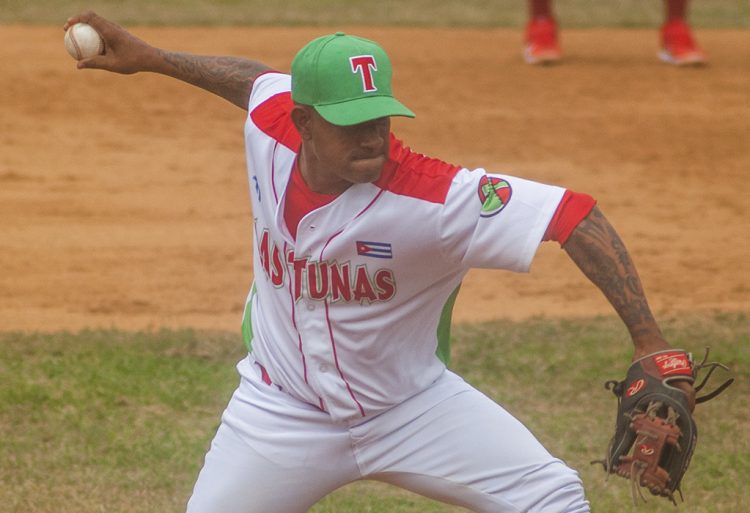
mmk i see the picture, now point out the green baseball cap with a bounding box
[291,32,415,126]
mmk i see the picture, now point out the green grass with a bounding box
[1,0,748,27]
[3,2,746,511]
[1,312,747,512]
[1,329,246,512]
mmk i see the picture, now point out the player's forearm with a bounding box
[563,207,668,356]
[153,51,273,110]
[65,11,272,110]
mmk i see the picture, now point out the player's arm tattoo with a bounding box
[158,51,274,110]
[563,207,665,346]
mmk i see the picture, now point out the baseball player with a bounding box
[65,12,696,513]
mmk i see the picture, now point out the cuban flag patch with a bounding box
[356,240,393,259]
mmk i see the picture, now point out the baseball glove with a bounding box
[593,348,733,504]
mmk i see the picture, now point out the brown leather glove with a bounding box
[593,349,733,504]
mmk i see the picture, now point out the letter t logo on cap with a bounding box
[350,55,378,93]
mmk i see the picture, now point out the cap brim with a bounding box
[315,96,415,126]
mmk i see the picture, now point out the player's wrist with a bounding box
[631,336,670,361]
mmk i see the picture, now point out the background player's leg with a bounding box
[524,0,562,64]
[529,0,553,19]
[665,0,688,20]
[186,359,361,513]
[659,0,706,65]
[352,371,589,513]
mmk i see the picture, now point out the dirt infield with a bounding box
[1,26,748,332]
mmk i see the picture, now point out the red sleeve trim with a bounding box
[543,190,597,245]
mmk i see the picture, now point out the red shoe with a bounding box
[524,16,561,65]
[659,20,707,66]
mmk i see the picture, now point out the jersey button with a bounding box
[319,364,330,373]
[306,302,315,311]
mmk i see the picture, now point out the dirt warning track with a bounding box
[1,26,748,332]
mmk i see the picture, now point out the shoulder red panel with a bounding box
[249,91,301,151]
[375,135,461,204]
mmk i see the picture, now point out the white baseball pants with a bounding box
[185,357,590,513]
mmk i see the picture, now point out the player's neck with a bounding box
[298,147,352,196]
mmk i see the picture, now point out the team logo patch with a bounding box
[477,176,512,217]
[357,241,392,259]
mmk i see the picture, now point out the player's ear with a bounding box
[291,104,313,140]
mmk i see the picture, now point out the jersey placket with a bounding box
[292,211,366,421]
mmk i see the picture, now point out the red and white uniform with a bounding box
[243,73,566,422]
[186,73,592,513]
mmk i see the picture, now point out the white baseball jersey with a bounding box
[241,72,565,423]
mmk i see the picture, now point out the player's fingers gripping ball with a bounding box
[64,23,105,60]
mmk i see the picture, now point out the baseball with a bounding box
[64,23,104,60]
